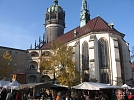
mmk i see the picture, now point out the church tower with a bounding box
[44,0,65,43]
[80,0,90,27]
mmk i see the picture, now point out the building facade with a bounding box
[0,0,132,86]
[0,46,27,81]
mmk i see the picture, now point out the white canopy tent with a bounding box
[121,84,131,89]
[3,80,21,90]
[0,80,10,87]
[72,82,121,90]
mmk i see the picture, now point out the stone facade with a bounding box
[0,46,27,81]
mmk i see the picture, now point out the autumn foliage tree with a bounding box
[40,41,81,89]
[0,51,14,80]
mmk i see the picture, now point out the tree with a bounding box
[40,41,81,89]
[0,51,14,80]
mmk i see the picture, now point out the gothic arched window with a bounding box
[98,38,109,68]
[82,42,89,82]
[82,42,89,70]
[98,38,110,84]
[101,72,109,84]
[30,65,35,69]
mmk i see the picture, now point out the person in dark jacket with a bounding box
[1,88,7,100]
[59,91,66,100]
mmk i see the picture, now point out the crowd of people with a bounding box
[35,88,53,100]
[115,88,134,100]
[0,88,28,100]
[55,88,134,100]
[1,87,134,100]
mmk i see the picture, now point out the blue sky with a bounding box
[0,0,134,52]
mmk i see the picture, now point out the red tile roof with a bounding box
[40,16,125,49]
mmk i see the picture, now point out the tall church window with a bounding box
[98,38,109,68]
[98,38,110,83]
[101,72,109,83]
[82,42,89,70]
[82,41,89,81]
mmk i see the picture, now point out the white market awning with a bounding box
[72,82,121,90]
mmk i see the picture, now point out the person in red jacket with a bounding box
[15,91,21,100]
[128,91,134,100]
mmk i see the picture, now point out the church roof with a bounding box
[40,16,124,49]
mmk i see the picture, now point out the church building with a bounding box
[26,0,132,86]
[0,0,132,86]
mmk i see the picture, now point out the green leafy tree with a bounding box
[0,51,14,80]
[40,41,81,89]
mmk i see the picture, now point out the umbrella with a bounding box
[72,82,121,90]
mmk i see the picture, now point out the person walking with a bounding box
[59,91,66,100]
[15,91,21,100]
[1,88,7,100]
[56,91,61,100]
[21,93,28,100]
[6,90,12,100]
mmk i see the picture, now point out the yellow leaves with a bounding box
[40,57,52,72]
[50,41,81,88]
[0,51,14,79]
[40,41,81,89]
[3,51,12,62]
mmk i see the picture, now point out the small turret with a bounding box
[108,20,114,28]
[30,44,32,49]
[42,33,45,44]
[35,40,36,49]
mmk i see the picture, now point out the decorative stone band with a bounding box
[46,24,64,29]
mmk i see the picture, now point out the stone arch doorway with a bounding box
[40,75,50,82]
[28,75,37,83]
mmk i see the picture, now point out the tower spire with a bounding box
[82,0,87,10]
[54,0,58,5]
[80,0,90,27]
